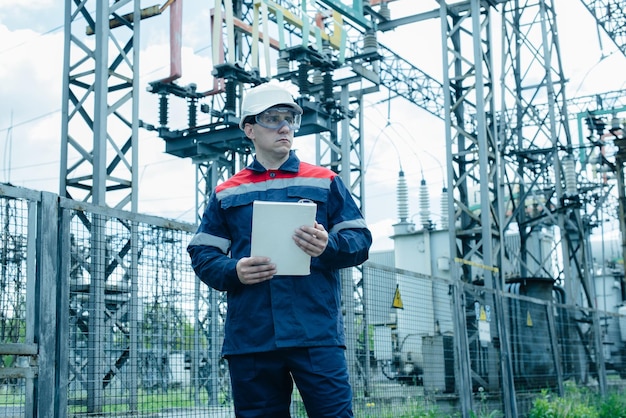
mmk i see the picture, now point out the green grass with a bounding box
[528,382,626,418]
[66,386,220,414]
[4,381,626,417]
[357,399,445,418]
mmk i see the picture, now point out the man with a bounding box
[187,83,372,417]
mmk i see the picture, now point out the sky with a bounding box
[1,0,625,252]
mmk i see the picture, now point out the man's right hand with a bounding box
[236,256,276,284]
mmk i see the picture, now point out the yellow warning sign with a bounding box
[392,284,404,309]
[526,310,533,327]
[479,306,487,321]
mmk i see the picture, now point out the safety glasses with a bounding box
[255,107,301,131]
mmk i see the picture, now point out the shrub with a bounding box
[596,392,626,418]
[528,389,599,418]
[528,383,626,418]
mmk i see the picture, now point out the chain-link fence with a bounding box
[1,183,625,417]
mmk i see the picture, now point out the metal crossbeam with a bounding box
[578,0,626,58]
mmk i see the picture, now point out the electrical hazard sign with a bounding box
[479,306,487,321]
[476,303,491,345]
[392,284,403,309]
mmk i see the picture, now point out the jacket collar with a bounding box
[248,150,300,173]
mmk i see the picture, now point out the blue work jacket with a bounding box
[187,151,372,355]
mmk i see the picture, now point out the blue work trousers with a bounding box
[226,346,353,418]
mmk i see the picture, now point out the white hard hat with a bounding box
[239,83,303,130]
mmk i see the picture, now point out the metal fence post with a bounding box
[342,268,358,396]
[452,282,473,417]
[36,192,59,417]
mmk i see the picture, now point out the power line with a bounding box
[0,23,64,56]
[0,109,59,134]
[3,111,13,184]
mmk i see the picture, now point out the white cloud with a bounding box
[0,25,63,122]
[0,21,63,190]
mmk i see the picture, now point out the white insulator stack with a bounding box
[363,31,378,55]
[440,187,449,230]
[563,156,577,196]
[276,57,289,75]
[312,70,323,85]
[397,170,409,223]
[419,179,430,228]
[379,1,391,20]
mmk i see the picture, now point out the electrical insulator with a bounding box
[397,170,409,223]
[276,57,289,75]
[440,187,449,230]
[363,31,378,55]
[380,1,391,20]
[225,81,236,113]
[419,178,431,228]
[158,94,169,128]
[188,98,197,128]
[562,156,577,196]
[312,70,323,85]
[323,72,334,105]
[298,63,310,96]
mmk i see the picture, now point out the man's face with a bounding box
[244,107,300,158]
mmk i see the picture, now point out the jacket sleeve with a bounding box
[187,193,243,292]
[317,176,372,269]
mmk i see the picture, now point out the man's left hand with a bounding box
[294,222,328,257]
